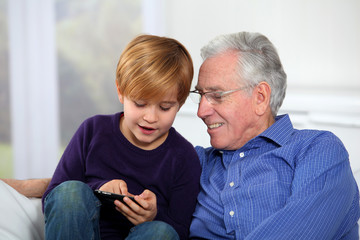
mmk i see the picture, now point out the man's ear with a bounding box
[115,81,124,104]
[254,81,271,116]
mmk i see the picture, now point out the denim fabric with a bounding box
[44,180,180,240]
[126,221,179,240]
[44,181,102,240]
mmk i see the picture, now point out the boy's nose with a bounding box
[143,108,158,123]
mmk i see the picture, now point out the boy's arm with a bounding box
[0,178,51,198]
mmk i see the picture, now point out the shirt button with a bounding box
[229,211,235,217]
[229,181,234,187]
[239,152,245,158]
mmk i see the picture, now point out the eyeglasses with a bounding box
[189,86,249,104]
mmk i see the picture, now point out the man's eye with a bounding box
[211,93,223,99]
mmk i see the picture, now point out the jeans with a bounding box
[126,221,180,240]
[44,181,179,240]
[44,181,102,240]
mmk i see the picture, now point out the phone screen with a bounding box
[94,189,141,207]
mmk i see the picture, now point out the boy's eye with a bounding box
[160,106,171,111]
[160,102,176,111]
[134,101,146,107]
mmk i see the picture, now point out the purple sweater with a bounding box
[42,112,201,239]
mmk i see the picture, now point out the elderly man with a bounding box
[188,32,359,239]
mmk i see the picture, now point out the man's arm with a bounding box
[245,135,360,239]
[0,178,51,198]
[245,161,359,239]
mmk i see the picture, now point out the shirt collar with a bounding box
[258,114,294,147]
[211,114,294,157]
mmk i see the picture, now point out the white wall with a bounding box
[166,0,360,172]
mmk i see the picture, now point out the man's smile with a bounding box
[207,122,224,129]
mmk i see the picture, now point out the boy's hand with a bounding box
[114,189,157,225]
[99,179,130,196]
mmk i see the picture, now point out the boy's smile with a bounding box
[138,125,156,135]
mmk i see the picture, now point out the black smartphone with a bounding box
[94,189,141,207]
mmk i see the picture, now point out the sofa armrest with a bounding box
[0,180,45,240]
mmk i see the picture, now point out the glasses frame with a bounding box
[189,86,249,104]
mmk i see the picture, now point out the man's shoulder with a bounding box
[292,129,346,151]
[194,146,218,165]
[291,129,349,176]
[195,145,214,155]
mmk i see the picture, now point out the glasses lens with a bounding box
[206,92,220,104]
[189,92,201,104]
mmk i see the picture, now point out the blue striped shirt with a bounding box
[190,114,360,239]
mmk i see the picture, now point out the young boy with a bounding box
[42,35,201,240]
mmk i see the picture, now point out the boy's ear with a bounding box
[254,81,271,116]
[116,81,124,104]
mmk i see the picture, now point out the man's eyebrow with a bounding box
[195,86,223,92]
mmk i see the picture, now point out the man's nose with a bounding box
[197,96,213,119]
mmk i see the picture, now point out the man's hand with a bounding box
[0,178,51,198]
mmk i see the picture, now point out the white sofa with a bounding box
[0,180,45,240]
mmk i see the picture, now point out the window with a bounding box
[3,0,151,178]
[0,0,12,178]
[56,0,142,146]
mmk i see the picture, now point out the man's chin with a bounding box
[210,138,226,150]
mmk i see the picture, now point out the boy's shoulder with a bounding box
[80,112,118,127]
[168,127,195,149]
[77,112,120,135]
[83,112,119,124]
[165,128,199,163]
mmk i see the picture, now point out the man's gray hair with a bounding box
[201,32,287,116]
